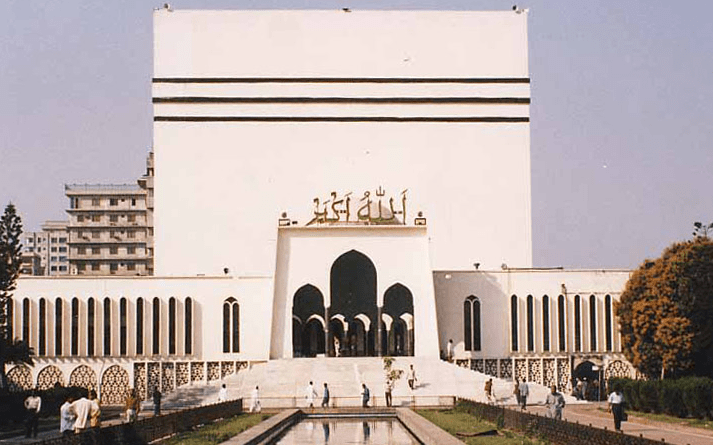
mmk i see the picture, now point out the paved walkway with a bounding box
[526,402,713,445]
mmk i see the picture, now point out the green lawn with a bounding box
[159,412,270,445]
[417,409,548,445]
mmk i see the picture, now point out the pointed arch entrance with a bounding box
[383,283,414,356]
[329,250,377,357]
[292,284,326,357]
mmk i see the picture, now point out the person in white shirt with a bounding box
[407,365,417,390]
[305,381,317,408]
[70,391,100,433]
[250,386,261,413]
[60,396,76,436]
[446,339,454,362]
[218,384,228,402]
[607,387,625,432]
[545,386,565,420]
[518,380,529,410]
[24,390,42,438]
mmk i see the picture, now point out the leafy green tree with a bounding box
[0,203,33,392]
[617,237,713,379]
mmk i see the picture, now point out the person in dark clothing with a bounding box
[24,389,42,438]
[361,383,370,408]
[321,383,330,408]
[152,389,162,416]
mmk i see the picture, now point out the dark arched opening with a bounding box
[301,318,326,357]
[292,284,325,358]
[330,250,377,356]
[383,283,414,356]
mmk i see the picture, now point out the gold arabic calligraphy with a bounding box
[306,187,407,226]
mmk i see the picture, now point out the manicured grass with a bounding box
[597,408,713,431]
[160,412,271,445]
[417,409,548,445]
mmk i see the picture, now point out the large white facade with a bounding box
[5,9,638,404]
[152,10,532,276]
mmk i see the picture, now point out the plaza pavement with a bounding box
[526,401,713,445]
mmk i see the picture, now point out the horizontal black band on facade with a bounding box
[153,97,530,104]
[154,116,530,123]
[152,77,530,84]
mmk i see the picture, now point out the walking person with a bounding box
[545,385,566,420]
[305,381,317,408]
[152,388,162,416]
[407,364,417,390]
[361,383,370,408]
[125,389,139,423]
[218,384,228,402]
[513,378,521,406]
[518,380,529,410]
[250,386,261,412]
[446,339,454,362]
[607,386,625,432]
[484,378,495,403]
[60,396,76,436]
[24,389,42,438]
[321,383,330,408]
[384,378,393,407]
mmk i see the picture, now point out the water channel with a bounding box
[269,417,420,445]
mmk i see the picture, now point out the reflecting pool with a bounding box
[271,418,419,445]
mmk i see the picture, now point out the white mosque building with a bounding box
[6,8,636,405]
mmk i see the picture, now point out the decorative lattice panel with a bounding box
[605,360,633,379]
[37,365,64,390]
[148,362,161,394]
[7,366,32,392]
[557,358,571,392]
[484,359,498,377]
[514,359,527,381]
[499,359,513,379]
[471,359,484,373]
[134,363,147,400]
[162,363,174,393]
[207,362,220,381]
[69,365,97,391]
[237,361,248,371]
[543,358,556,388]
[528,359,542,384]
[455,359,469,369]
[101,365,130,405]
[191,362,205,383]
[176,362,189,387]
[221,361,235,379]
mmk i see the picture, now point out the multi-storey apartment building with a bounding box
[137,151,154,271]
[21,221,70,275]
[65,184,151,276]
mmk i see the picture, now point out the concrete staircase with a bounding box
[168,357,578,409]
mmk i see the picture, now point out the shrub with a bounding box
[608,376,713,419]
[680,377,713,419]
[638,380,659,413]
[659,379,685,417]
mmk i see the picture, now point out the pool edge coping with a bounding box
[226,408,465,445]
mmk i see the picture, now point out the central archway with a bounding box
[330,250,377,356]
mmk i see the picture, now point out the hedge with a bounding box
[608,377,713,419]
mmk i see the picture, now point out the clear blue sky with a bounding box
[1,1,711,269]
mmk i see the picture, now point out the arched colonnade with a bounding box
[292,250,415,358]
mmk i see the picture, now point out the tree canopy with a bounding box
[617,237,713,379]
[0,203,33,392]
